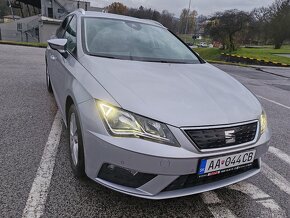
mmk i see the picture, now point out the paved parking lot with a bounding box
[0,44,290,217]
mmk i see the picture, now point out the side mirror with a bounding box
[47,38,68,58]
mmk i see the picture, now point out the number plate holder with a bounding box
[198,150,256,175]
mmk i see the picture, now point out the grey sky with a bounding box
[90,0,274,16]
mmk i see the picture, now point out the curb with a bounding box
[0,41,47,48]
[220,53,290,67]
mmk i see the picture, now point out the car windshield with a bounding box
[83,17,201,64]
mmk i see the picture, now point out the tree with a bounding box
[179,8,197,34]
[267,0,290,49]
[107,2,128,15]
[205,10,250,51]
[0,0,9,18]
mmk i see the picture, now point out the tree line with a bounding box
[107,1,290,51]
[205,0,290,50]
[106,2,197,35]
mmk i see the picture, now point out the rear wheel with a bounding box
[68,105,86,178]
[46,65,53,93]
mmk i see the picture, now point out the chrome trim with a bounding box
[181,120,260,153]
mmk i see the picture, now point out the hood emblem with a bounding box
[225,130,236,144]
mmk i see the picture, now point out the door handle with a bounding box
[50,54,57,61]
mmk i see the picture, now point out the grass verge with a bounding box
[193,46,290,65]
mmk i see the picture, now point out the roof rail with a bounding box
[76,8,85,15]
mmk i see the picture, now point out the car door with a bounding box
[49,15,77,118]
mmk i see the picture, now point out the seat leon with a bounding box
[45,9,271,199]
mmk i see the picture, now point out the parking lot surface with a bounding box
[0,44,290,217]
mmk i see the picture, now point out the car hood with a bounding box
[80,56,262,127]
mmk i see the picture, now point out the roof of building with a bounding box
[3,15,22,19]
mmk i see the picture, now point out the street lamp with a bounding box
[185,0,192,35]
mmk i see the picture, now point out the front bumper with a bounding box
[83,130,269,199]
[78,100,271,199]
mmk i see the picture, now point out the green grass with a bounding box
[0,40,47,48]
[193,46,290,65]
[193,48,221,61]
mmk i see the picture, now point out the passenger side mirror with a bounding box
[48,38,68,58]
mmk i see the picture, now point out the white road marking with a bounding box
[22,111,62,218]
[269,146,290,166]
[228,182,286,218]
[201,191,221,204]
[207,206,237,218]
[229,182,269,199]
[257,199,287,218]
[257,95,290,110]
[261,162,290,196]
[201,192,236,218]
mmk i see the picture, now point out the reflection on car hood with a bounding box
[80,56,262,127]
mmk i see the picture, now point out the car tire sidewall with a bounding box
[68,104,86,178]
[46,65,53,93]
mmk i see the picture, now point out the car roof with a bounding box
[74,10,165,28]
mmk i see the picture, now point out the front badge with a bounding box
[225,130,235,144]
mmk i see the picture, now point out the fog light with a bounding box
[98,163,156,188]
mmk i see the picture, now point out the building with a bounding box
[0,0,105,42]
[3,15,22,23]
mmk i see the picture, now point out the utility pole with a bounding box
[185,0,192,35]
[7,0,15,21]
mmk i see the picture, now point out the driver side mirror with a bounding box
[48,38,68,58]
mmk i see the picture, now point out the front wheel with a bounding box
[68,105,86,178]
[46,65,53,93]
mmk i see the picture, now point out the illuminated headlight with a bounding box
[260,110,268,134]
[97,101,180,147]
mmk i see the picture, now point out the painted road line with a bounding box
[207,206,237,218]
[201,191,221,204]
[269,146,290,166]
[229,182,269,200]
[261,162,290,196]
[257,95,290,110]
[201,192,236,218]
[229,182,286,218]
[22,111,62,218]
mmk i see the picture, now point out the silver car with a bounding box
[46,9,271,199]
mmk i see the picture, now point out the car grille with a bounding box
[184,121,258,150]
[162,160,259,192]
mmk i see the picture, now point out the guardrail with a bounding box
[221,53,290,67]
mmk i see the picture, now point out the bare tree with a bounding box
[267,0,290,48]
[205,10,250,51]
[179,8,197,34]
[107,2,128,15]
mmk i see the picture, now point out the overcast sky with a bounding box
[90,0,274,16]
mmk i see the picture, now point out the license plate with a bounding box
[198,150,256,175]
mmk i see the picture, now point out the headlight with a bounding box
[97,101,180,147]
[260,110,268,134]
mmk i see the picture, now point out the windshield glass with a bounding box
[83,17,201,64]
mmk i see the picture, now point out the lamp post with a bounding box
[185,0,192,35]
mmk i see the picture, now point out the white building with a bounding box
[0,0,104,42]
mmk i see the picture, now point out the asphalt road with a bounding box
[0,44,290,218]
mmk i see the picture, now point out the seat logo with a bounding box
[225,130,235,144]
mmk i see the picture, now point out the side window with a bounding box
[56,16,71,38]
[63,16,77,54]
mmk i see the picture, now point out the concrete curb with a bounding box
[220,53,290,67]
[0,41,47,48]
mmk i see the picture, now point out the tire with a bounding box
[68,104,86,178]
[46,65,53,93]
